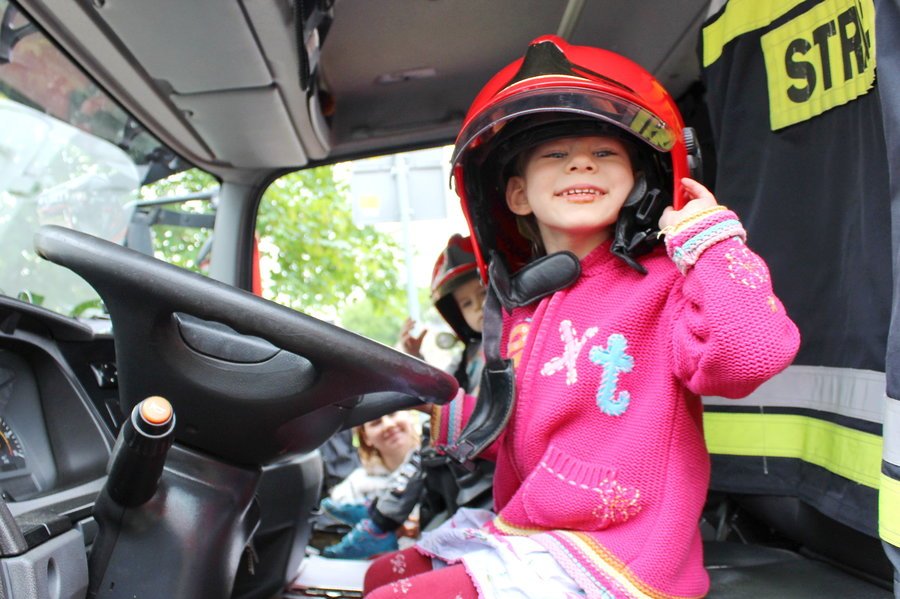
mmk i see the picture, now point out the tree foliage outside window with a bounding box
[257,168,404,332]
[142,166,407,343]
[139,168,217,273]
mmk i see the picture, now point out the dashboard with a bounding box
[0,296,115,508]
[0,353,45,500]
[0,294,326,599]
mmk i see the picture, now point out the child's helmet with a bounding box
[431,234,481,342]
[452,35,699,277]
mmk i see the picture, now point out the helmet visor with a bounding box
[452,86,676,166]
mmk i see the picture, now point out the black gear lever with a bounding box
[105,396,175,507]
[88,396,176,598]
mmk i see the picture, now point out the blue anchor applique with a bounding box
[588,333,634,416]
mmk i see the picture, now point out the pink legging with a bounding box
[364,547,478,598]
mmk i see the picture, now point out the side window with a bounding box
[254,148,468,360]
[255,165,405,343]
[136,169,218,275]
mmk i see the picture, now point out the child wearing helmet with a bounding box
[320,236,486,559]
[415,235,495,525]
[364,36,800,599]
[402,233,486,399]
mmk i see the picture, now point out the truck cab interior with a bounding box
[0,0,898,597]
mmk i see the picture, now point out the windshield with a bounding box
[0,0,183,320]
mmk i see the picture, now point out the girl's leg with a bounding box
[365,563,478,599]
[363,547,433,593]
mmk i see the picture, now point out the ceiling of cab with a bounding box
[17,0,711,181]
[323,0,710,159]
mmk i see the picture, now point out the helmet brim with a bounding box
[451,85,677,168]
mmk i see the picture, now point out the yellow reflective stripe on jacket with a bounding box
[882,400,900,547]
[761,0,876,129]
[703,412,882,488]
[702,0,808,67]
[880,473,900,547]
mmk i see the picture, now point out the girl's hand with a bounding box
[399,317,427,359]
[658,178,719,232]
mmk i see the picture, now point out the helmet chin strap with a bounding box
[489,251,581,312]
[445,251,579,466]
[611,172,666,274]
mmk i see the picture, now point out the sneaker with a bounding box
[321,519,398,559]
[320,498,369,526]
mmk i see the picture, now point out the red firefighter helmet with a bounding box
[452,35,699,277]
[431,234,481,342]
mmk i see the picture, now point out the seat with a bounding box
[704,540,893,597]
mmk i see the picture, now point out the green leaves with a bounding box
[139,169,217,273]
[144,166,405,342]
[256,168,402,327]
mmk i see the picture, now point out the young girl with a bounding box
[363,35,800,599]
[320,411,421,558]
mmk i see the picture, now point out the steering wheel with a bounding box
[34,225,458,465]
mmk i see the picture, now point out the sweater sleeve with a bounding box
[664,209,801,398]
[429,389,501,462]
[328,467,387,504]
[429,389,474,447]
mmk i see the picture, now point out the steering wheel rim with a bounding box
[34,225,458,464]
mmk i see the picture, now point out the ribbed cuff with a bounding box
[665,209,746,274]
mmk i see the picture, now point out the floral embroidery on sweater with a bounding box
[588,334,634,416]
[540,320,599,385]
[724,242,769,289]
[591,482,642,526]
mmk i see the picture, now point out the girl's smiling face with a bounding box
[505,135,635,257]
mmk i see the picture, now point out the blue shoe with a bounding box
[321,519,398,559]
[320,498,369,526]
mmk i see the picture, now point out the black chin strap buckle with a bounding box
[443,440,479,472]
[611,172,669,274]
[489,251,581,311]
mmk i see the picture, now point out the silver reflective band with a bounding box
[885,396,900,466]
[704,365,886,424]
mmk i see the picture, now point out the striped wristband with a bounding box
[665,209,746,273]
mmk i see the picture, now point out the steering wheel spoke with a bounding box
[34,225,458,464]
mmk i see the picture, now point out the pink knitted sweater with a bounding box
[431,210,800,598]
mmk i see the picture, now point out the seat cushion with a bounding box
[705,542,893,598]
